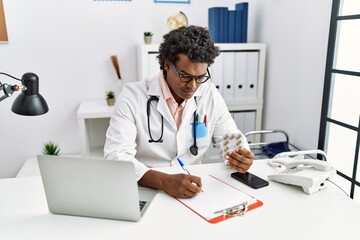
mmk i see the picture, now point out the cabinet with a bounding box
[77,100,113,157]
[78,43,266,159]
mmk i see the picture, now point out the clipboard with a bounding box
[175,174,263,224]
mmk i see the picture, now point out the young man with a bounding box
[104,25,255,198]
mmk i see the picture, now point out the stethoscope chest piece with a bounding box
[190,145,198,156]
[190,111,198,156]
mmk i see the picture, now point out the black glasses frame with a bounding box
[170,62,211,84]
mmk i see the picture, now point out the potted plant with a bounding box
[42,141,61,155]
[106,90,115,106]
[144,32,153,44]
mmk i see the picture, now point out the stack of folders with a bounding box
[209,47,259,142]
[208,2,248,43]
[210,50,259,101]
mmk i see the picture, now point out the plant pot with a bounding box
[144,36,152,44]
[106,98,115,106]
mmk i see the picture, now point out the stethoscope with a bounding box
[146,96,198,156]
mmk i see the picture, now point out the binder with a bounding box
[235,2,248,43]
[222,51,235,100]
[210,52,224,96]
[227,10,236,43]
[230,112,235,126]
[208,8,219,43]
[244,111,256,143]
[219,7,229,43]
[245,51,259,99]
[233,112,245,132]
[234,8,243,43]
[175,174,263,223]
[234,51,247,99]
[208,7,229,43]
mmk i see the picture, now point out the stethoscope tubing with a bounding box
[147,95,198,156]
[147,96,163,143]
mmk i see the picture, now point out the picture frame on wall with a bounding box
[154,0,190,4]
[0,0,8,42]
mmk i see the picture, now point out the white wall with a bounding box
[256,1,332,148]
[0,0,332,178]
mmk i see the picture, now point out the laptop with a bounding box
[37,155,157,221]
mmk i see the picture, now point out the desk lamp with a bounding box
[0,72,49,115]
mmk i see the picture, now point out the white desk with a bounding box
[2,161,360,240]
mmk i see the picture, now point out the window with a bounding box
[319,0,360,202]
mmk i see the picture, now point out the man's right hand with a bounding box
[138,170,202,198]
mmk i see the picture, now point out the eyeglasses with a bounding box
[171,62,211,84]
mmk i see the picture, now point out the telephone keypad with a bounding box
[280,168,303,175]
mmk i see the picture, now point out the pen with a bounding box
[177,157,191,175]
[203,115,207,127]
[176,157,204,192]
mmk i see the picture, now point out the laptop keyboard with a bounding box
[139,201,147,212]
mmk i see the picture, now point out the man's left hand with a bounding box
[225,147,255,173]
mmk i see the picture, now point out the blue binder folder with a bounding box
[235,2,248,43]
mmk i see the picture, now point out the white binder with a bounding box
[234,52,247,99]
[244,111,256,143]
[233,112,245,133]
[222,52,235,100]
[246,51,259,99]
[210,53,224,96]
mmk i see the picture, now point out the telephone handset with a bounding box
[267,150,336,194]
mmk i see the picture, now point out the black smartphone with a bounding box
[231,171,269,189]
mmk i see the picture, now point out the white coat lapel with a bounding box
[181,83,205,126]
[181,96,197,124]
[146,74,176,129]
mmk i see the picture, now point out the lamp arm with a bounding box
[0,83,20,102]
[0,72,22,102]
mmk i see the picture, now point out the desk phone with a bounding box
[267,150,336,194]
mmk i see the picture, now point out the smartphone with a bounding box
[231,171,269,189]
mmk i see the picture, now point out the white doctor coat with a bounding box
[104,73,249,180]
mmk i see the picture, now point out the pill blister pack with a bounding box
[222,133,244,160]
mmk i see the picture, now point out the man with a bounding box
[104,25,255,198]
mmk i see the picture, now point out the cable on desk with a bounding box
[326,179,349,197]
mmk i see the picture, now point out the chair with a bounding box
[245,129,298,159]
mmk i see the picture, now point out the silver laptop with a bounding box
[37,155,157,221]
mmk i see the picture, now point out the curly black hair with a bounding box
[157,25,220,70]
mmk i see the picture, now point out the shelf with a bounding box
[77,99,261,120]
[77,100,113,119]
[226,99,263,112]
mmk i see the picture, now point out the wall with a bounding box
[0,0,332,178]
[256,1,332,148]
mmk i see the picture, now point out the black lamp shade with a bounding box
[11,72,49,116]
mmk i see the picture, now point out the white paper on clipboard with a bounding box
[177,174,259,221]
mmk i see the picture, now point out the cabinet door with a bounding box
[232,111,256,143]
[147,52,160,79]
